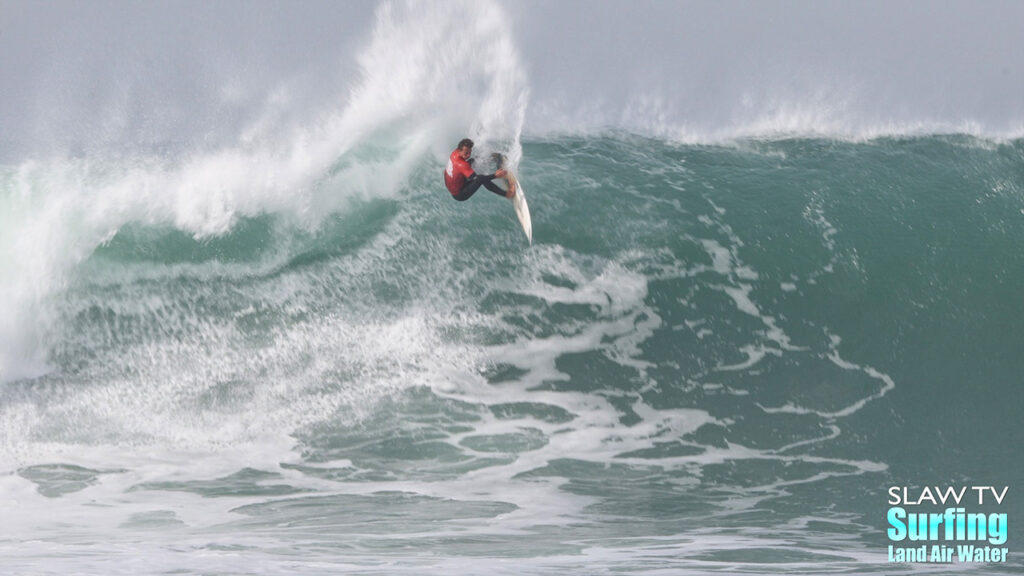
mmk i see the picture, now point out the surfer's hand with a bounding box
[494,169,507,178]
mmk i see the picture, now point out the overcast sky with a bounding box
[1,0,1022,155]
[511,0,1024,135]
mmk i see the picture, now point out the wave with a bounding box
[0,0,528,383]
[3,4,1023,572]
[4,116,1023,574]
[3,0,1023,383]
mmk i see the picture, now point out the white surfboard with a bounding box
[506,170,532,244]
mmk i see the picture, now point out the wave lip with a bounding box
[529,87,1024,145]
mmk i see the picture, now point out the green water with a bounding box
[2,135,1022,574]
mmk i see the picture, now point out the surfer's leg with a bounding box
[452,177,483,201]
[480,178,507,197]
[452,174,505,201]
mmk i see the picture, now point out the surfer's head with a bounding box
[457,138,474,159]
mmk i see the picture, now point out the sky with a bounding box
[1,0,1022,156]
[510,0,1024,136]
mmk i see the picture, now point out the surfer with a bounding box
[444,138,516,201]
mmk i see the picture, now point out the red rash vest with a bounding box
[444,149,475,195]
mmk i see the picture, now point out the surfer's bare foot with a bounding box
[506,181,517,198]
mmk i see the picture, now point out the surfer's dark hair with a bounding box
[458,138,474,150]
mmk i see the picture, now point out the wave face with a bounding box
[2,1,1023,574]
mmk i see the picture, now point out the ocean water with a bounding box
[2,2,1023,575]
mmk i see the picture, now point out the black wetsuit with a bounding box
[451,172,506,202]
